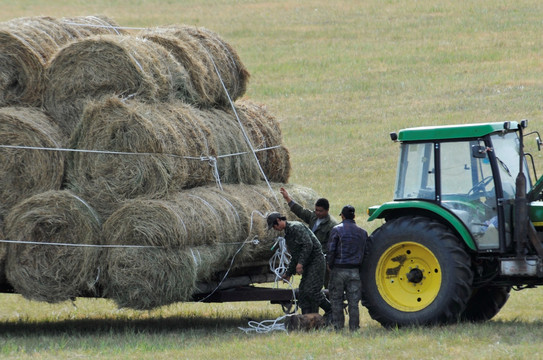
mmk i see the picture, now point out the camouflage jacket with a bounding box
[288,201,338,254]
[284,221,325,277]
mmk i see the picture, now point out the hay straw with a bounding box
[0,15,123,107]
[66,96,290,217]
[141,25,250,107]
[235,99,291,183]
[4,190,102,303]
[102,182,317,310]
[0,107,65,219]
[44,34,197,137]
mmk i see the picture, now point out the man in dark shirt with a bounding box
[327,205,368,331]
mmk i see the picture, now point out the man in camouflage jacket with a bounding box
[267,212,332,315]
[280,187,338,288]
[279,187,338,253]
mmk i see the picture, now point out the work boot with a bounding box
[319,296,332,314]
[323,311,333,327]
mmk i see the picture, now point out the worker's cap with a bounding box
[340,205,355,219]
[267,212,286,229]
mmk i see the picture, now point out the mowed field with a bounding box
[1,0,543,358]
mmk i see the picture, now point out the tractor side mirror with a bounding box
[471,145,487,159]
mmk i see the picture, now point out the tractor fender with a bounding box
[367,201,476,251]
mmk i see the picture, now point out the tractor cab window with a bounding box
[394,142,435,200]
[491,131,528,198]
[440,140,499,250]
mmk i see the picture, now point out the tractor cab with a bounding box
[386,122,529,252]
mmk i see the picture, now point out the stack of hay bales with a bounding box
[0,17,312,310]
[0,15,125,294]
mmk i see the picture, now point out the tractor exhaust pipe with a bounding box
[515,123,528,256]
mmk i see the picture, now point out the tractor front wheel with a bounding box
[361,216,473,327]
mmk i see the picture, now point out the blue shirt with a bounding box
[327,219,368,268]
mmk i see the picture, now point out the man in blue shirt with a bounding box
[327,205,368,331]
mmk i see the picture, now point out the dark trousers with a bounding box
[329,267,361,330]
[298,258,330,313]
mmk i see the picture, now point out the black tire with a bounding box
[361,216,473,327]
[460,286,510,322]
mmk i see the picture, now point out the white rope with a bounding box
[0,144,280,158]
[269,235,297,309]
[196,236,260,303]
[62,22,147,31]
[269,237,292,283]
[69,193,101,225]
[197,210,275,303]
[0,239,158,248]
[206,156,223,190]
[238,313,293,334]
[84,16,122,35]
[196,39,280,206]
[0,238,256,248]
[237,234,298,334]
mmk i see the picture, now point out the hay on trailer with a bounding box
[198,107,261,185]
[66,96,290,217]
[102,182,317,310]
[44,34,197,137]
[141,25,250,107]
[235,99,291,183]
[0,107,66,219]
[4,190,102,303]
[0,15,123,107]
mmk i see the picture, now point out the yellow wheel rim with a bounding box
[376,241,442,312]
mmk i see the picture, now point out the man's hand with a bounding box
[281,274,291,283]
[296,263,303,275]
[280,187,292,203]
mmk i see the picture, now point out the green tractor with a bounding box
[362,120,543,327]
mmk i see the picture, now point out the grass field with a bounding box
[1,0,543,358]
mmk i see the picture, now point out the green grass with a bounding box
[2,0,543,358]
[2,288,543,359]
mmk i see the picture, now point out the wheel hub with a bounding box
[406,268,424,283]
[376,241,442,312]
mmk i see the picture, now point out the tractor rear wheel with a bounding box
[460,286,510,322]
[361,216,473,327]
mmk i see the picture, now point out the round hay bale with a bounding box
[66,97,283,216]
[0,15,123,107]
[0,107,65,219]
[44,34,197,137]
[102,187,244,309]
[235,99,291,183]
[101,182,317,309]
[4,190,102,303]
[141,25,250,107]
